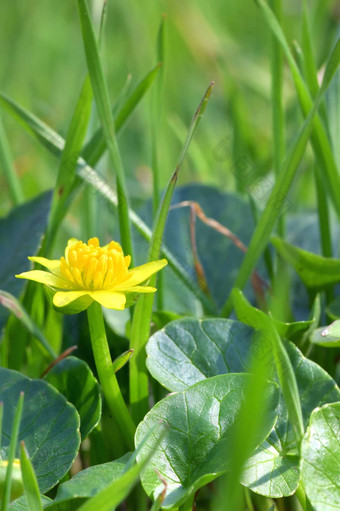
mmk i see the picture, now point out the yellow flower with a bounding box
[16,237,167,312]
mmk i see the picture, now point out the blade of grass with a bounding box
[1,393,24,511]
[151,14,166,216]
[232,289,304,443]
[0,92,216,314]
[222,37,340,316]
[129,82,215,424]
[19,442,43,511]
[43,75,93,255]
[152,15,167,310]
[269,0,290,320]
[81,63,160,166]
[255,0,340,218]
[77,0,133,260]
[78,424,167,511]
[0,117,23,205]
[301,0,333,263]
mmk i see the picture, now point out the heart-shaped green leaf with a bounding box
[146,318,253,391]
[0,368,80,493]
[44,356,101,439]
[135,374,279,509]
[0,192,51,335]
[300,402,340,511]
[241,341,340,497]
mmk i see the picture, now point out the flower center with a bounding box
[60,237,131,290]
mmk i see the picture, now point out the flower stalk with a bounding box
[87,301,135,450]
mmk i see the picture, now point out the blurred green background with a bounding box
[0,0,338,225]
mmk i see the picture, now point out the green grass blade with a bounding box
[19,442,43,511]
[43,75,93,254]
[222,38,340,316]
[151,15,167,309]
[301,1,332,262]
[77,424,167,511]
[77,0,132,260]
[151,14,167,216]
[0,117,23,205]
[82,64,160,166]
[0,93,64,155]
[269,0,285,176]
[129,82,215,423]
[1,393,24,511]
[232,289,304,443]
[255,0,340,218]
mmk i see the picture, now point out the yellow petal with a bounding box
[53,290,91,308]
[28,256,63,277]
[90,291,126,310]
[114,259,167,290]
[15,270,74,289]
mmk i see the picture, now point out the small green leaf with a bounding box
[135,374,279,509]
[310,320,340,347]
[271,236,340,287]
[44,356,101,439]
[301,402,340,511]
[112,350,134,374]
[0,368,80,493]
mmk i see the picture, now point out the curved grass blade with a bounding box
[77,0,132,260]
[43,75,92,254]
[77,424,167,511]
[1,393,24,511]
[82,63,161,166]
[222,37,340,316]
[129,82,215,423]
[19,442,42,511]
[0,118,23,205]
[254,0,340,218]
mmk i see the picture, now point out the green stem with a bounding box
[87,302,135,450]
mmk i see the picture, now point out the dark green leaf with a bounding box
[146,318,253,391]
[0,368,80,493]
[44,356,101,439]
[0,192,51,335]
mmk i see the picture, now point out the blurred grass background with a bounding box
[0,0,339,225]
